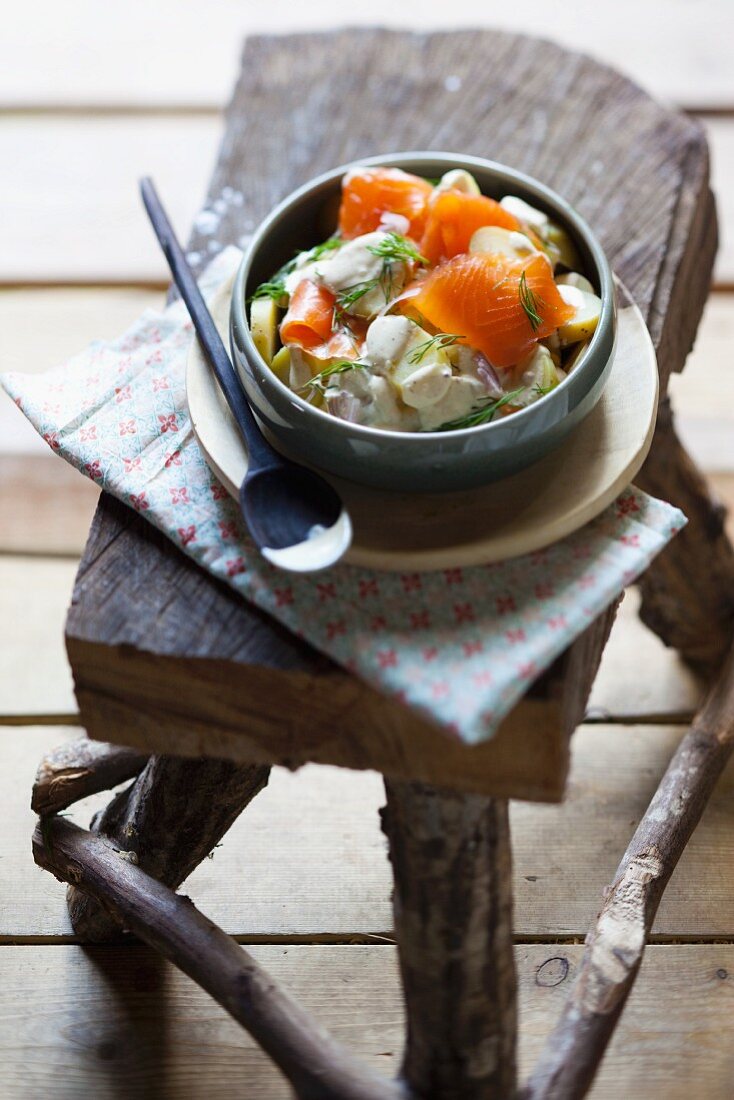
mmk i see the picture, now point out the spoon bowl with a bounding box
[241,463,352,572]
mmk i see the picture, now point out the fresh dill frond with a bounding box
[309,235,343,261]
[432,387,527,432]
[267,236,345,290]
[533,382,555,398]
[367,232,428,267]
[250,278,287,302]
[408,332,465,364]
[332,235,425,321]
[519,271,543,332]
[300,360,370,394]
[334,280,379,318]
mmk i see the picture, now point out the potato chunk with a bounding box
[469,225,538,260]
[556,271,595,294]
[557,285,602,346]
[435,169,481,195]
[249,297,279,365]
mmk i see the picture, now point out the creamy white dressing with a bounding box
[401,361,453,409]
[365,315,414,371]
[259,171,596,434]
[418,376,487,431]
[317,232,386,292]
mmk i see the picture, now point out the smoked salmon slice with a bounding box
[338,167,434,240]
[420,191,521,265]
[303,332,363,361]
[280,279,336,348]
[413,252,575,368]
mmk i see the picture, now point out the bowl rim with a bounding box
[231,151,616,442]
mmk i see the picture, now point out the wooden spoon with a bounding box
[140,177,352,573]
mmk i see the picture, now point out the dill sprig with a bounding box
[533,382,555,398]
[300,360,370,395]
[250,278,287,302]
[408,332,464,364]
[519,271,544,332]
[281,235,342,274]
[367,232,428,266]
[334,280,379,318]
[432,387,527,432]
[332,234,425,324]
[250,237,343,303]
[309,235,343,262]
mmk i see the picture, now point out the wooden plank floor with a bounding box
[2,6,734,1096]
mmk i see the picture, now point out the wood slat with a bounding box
[1,114,732,284]
[0,942,730,1098]
[0,114,221,283]
[588,588,703,720]
[0,729,393,940]
[671,290,734,468]
[0,558,78,717]
[0,286,162,462]
[7,723,734,940]
[0,457,99,555]
[513,722,734,939]
[1,2,732,110]
[708,117,734,285]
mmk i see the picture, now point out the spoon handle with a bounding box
[139,177,276,469]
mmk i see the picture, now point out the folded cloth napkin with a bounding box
[2,247,684,745]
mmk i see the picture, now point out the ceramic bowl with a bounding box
[230,152,616,493]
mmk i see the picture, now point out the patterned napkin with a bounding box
[2,248,684,745]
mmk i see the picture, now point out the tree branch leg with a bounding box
[32,737,148,815]
[382,781,516,1099]
[636,397,734,672]
[35,816,406,1100]
[68,754,270,942]
[523,638,734,1100]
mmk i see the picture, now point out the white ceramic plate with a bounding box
[187,275,658,571]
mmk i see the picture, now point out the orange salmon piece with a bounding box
[303,331,364,361]
[413,252,574,368]
[421,191,521,265]
[280,280,336,348]
[338,167,434,240]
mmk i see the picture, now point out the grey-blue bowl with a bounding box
[231,152,616,493]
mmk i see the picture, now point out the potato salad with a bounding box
[249,166,602,433]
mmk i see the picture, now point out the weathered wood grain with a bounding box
[0,943,731,1099]
[66,28,722,800]
[67,496,616,799]
[31,737,148,815]
[66,755,270,942]
[10,724,734,942]
[2,1,732,110]
[525,640,734,1100]
[383,784,516,1098]
[35,817,404,1100]
[1,728,395,940]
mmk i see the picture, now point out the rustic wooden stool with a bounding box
[32,29,734,1100]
